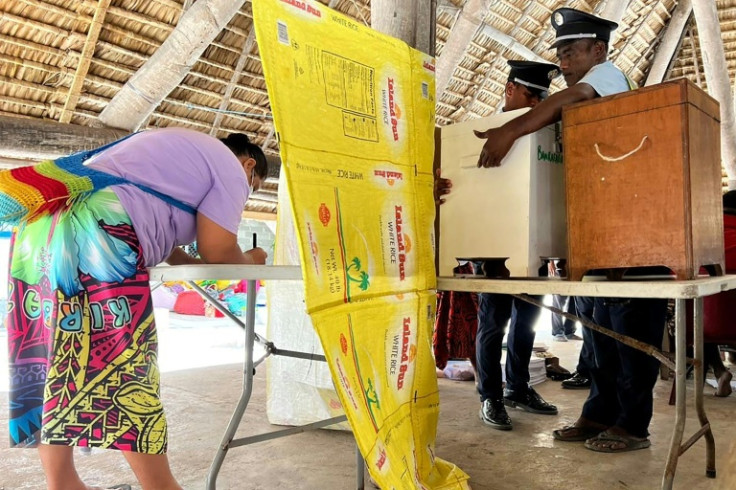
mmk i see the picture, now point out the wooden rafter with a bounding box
[435,0,489,100]
[99,0,248,131]
[688,26,702,86]
[210,29,258,136]
[59,0,112,124]
[465,0,540,117]
[644,0,692,86]
[598,0,631,46]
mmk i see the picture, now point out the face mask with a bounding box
[249,168,259,192]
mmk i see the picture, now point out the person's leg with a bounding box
[505,297,542,393]
[476,292,513,429]
[475,293,512,401]
[556,299,617,441]
[611,298,668,438]
[551,295,566,338]
[705,343,732,397]
[38,444,87,490]
[562,296,594,389]
[504,297,557,414]
[706,343,727,377]
[574,296,594,375]
[563,296,578,337]
[122,452,182,490]
[580,299,620,427]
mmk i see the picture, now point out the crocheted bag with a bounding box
[0,133,195,225]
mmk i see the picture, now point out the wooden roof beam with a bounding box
[692,0,736,188]
[0,115,127,161]
[210,28,257,135]
[478,24,549,63]
[99,0,247,131]
[435,0,490,100]
[59,0,112,124]
[645,0,692,85]
[597,0,631,45]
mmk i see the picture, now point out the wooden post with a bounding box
[692,0,736,188]
[371,0,433,53]
[98,0,247,131]
[645,0,692,86]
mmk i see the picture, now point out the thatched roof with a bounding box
[1,0,735,213]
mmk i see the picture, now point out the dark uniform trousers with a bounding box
[581,297,668,438]
[551,295,577,336]
[573,296,595,377]
[475,292,542,401]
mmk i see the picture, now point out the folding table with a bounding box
[437,274,736,490]
[149,264,365,490]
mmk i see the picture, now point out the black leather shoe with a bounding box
[479,399,513,430]
[561,371,591,390]
[504,387,558,415]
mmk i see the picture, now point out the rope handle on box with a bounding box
[594,135,649,162]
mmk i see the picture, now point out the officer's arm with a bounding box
[475,83,597,168]
[505,83,598,138]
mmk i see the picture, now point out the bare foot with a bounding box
[716,370,733,397]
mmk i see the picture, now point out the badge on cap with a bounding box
[554,11,565,26]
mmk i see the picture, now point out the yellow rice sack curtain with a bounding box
[253,0,469,488]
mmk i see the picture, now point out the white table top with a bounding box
[149,264,302,282]
[437,275,736,299]
[149,265,736,299]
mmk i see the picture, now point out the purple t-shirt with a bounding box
[89,128,249,266]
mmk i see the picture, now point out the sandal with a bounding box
[106,486,132,490]
[553,425,605,442]
[584,430,651,453]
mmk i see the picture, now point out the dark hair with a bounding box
[506,79,544,99]
[724,190,736,215]
[219,133,269,179]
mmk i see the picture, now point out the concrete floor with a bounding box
[2,326,736,489]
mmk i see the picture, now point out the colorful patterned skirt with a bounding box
[433,262,478,370]
[7,189,167,453]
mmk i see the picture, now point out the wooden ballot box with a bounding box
[563,79,725,281]
[438,109,566,278]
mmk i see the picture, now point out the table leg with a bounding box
[357,443,365,489]
[205,279,258,490]
[663,299,687,489]
[693,297,716,478]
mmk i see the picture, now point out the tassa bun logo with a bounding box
[395,205,411,280]
[374,169,403,186]
[423,61,435,72]
[382,78,402,142]
[396,317,416,390]
[281,0,322,17]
